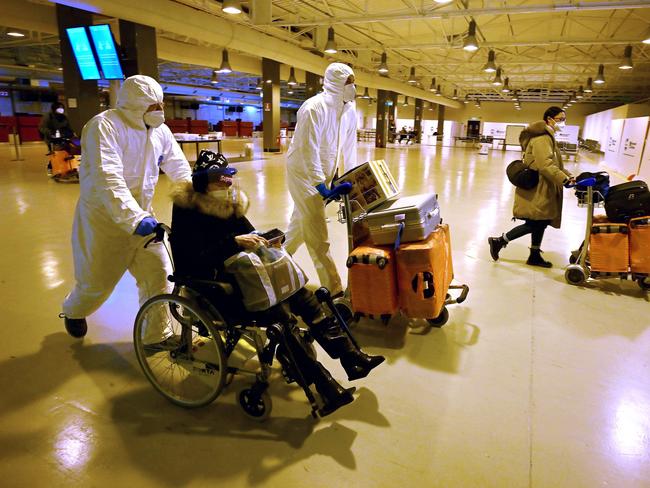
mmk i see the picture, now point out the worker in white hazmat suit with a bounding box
[61,75,192,341]
[284,63,358,296]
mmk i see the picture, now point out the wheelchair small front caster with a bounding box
[238,387,272,421]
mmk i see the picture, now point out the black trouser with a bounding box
[505,219,551,248]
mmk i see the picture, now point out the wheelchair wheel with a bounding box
[134,294,227,408]
[238,388,272,421]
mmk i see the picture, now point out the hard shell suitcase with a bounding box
[365,193,441,246]
[589,223,629,273]
[629,216,650,274]
[396,224,453,320]
[346,243,398,318]
[333,160,400,219]
[604,180,650,223]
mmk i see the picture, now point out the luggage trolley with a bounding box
[332,193,469,327]
[565,179,650,289]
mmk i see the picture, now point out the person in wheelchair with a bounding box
[169,150,384,417]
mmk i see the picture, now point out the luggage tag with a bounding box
[393,214,406,250]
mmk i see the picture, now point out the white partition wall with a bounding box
[604,117,650,178]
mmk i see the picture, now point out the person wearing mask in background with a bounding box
[488,106,575,268]
[60,75,192,340]
[39,102,76,176]
[284,63,358,297]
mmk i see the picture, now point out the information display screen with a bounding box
[88,25,124,80]
[66,27,100,80]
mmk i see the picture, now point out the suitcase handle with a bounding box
[629,217,650,228]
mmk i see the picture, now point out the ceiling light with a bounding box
[515,105,521,110]
[287,89,294,95]
[361,87,371,99]
[492,67,503,86]
[434,0,453,3]
[643,28,650,44]
[452,89,458,100]
[324,27,338,54]
[428,101,434,110]
[378,52,389,74]
[463,96,469,104]
[585,78,593,93]
[402,96,409,106]
[619,45,633,70]
[222,0,242,14]
[483,50,497,73]
[502,77,510,93]
[217,49,232,73]
[512,90,519,101]
[7,29,25,38]
[463,20,479,52]
[408,67,417,84]
[429,77,436,92]
[211,71,218,84]
[287,67,297,86]
[475,100,481,108]
[577,86,584,99]
[594,64,605,84]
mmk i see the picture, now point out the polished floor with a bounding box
[1,141,649,488]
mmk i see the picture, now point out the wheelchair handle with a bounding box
[144,223,172,248]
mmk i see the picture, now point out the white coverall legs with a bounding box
[284,188,342,296]
[62,206,173,343]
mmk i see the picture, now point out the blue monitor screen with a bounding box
[89,25,124,80]
[66,27,100,80]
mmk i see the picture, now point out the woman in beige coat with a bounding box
[488,107,575,268]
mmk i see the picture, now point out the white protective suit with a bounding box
[62,75,191,340]
[284,63,358,296]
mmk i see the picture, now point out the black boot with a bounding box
[312,362,356,417]
[310,317,385,381]
[526,248,552,268]
[60,314,87,338]
[487,236,507,261]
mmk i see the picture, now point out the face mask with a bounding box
[554,121,566,131]
[343,84,356,102]
[143,110,165,128]
[55,108,65,115]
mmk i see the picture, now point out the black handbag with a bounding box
[506,159,539,190]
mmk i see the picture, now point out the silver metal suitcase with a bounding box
[366,193,441,246]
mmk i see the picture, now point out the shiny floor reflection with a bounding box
[1,142,648,487]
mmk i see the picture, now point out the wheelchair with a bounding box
[132,225,347,421]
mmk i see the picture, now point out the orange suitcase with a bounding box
[629,217,650,273]
[346,243,398,318]
[396,224,452,319]
[50,149,79,176]
[589,223,629,273]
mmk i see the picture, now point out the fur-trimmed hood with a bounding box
[519,120,554,151]
[170,181,249,219]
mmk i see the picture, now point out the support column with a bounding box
[119,20,159,79]
[437,105,445,143]
[262,58,281,152]
[305,72,321,99]
[375,89,388,148]
[56,4,100,135]
[414,98,423,143]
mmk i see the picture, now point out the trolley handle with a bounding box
[566,176,596,189]
[144,223,172,248]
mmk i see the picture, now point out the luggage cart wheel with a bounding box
[565,265,587,286]
[427,307,449,328]
[238,388,272,421]
[637,277,650,290]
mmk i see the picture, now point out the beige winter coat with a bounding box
[513,121,572,228]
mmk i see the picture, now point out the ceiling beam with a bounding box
[342,39,647,51]
[270,2,650,27]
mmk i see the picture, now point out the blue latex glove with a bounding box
[135,217,158,236]
[315,182,352,199]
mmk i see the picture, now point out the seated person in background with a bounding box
[398,126,408,144]
[169,150,384,416]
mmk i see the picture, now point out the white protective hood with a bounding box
[322,63,354,106]
[116,75,164,129]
